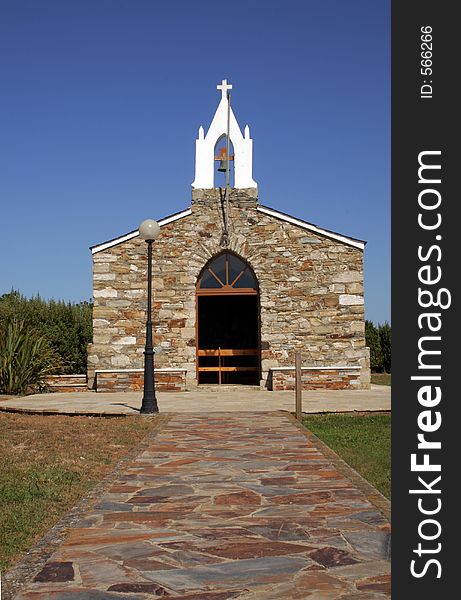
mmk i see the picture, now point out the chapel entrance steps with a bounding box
[197,347,260,386]
[194,384,263,393]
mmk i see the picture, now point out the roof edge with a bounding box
[91,203,366,255]
[257,205,366,250]
[90,208,192,254]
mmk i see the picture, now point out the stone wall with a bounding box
[88,188,370,390]
[269,367,362,391]
[95,370,186,392]
[45,375,88,393]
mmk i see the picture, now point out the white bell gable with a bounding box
[192,80,257,189]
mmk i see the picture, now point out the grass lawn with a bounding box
[302,413,390,499]
[0,413,155,572]
[371,373,391,386]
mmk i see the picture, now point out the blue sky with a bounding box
[0,0,390,324]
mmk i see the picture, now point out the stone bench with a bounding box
[45,374,88,393]
[94,368,187,392]
[268,366,362,391]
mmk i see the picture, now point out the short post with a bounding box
[295,352,302,421]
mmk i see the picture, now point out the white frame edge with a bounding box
[91,208,192,254]
[257,206,365,250]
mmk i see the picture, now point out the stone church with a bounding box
[88,80,370,392]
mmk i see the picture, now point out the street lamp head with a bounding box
[139,219,161,241]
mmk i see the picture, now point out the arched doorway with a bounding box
[196,252,260,385]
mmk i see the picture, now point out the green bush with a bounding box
[0,291,92,375]
[0,320,61,394]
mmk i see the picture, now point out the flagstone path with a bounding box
[13,412,390,599]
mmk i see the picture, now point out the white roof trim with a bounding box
[91,204,364,254]
[91,208,192,254]
[91,231,139,254]
[257,205,365,250]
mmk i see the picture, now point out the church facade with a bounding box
[88,81,370,392]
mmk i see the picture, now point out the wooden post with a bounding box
[295,352,302,421]
[218,347,222,385]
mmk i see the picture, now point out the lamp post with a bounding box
[139,219,161,414]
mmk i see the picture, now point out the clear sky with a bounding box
[0,0,390,324]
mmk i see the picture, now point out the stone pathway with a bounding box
[13,412,390,599]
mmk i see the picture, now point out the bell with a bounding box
[217,158,228,172]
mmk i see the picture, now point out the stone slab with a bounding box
[0,385,390,416]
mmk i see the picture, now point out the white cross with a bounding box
[217,79,232,99]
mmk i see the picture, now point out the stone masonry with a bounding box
[269,367,362,391]
[88,188,370,390]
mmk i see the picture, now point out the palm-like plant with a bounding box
[0,320,60,395]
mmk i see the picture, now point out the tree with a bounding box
[365,320,383,372]
[0,291,92,374]
[379,322,392,373]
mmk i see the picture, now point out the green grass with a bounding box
[371,372,391,386]
[0,466,82,571]
[0,413,155,572]
[302,413,390,498]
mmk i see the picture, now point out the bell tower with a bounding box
[192,80,257,190]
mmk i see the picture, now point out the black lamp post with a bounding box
[139,219,161,414]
